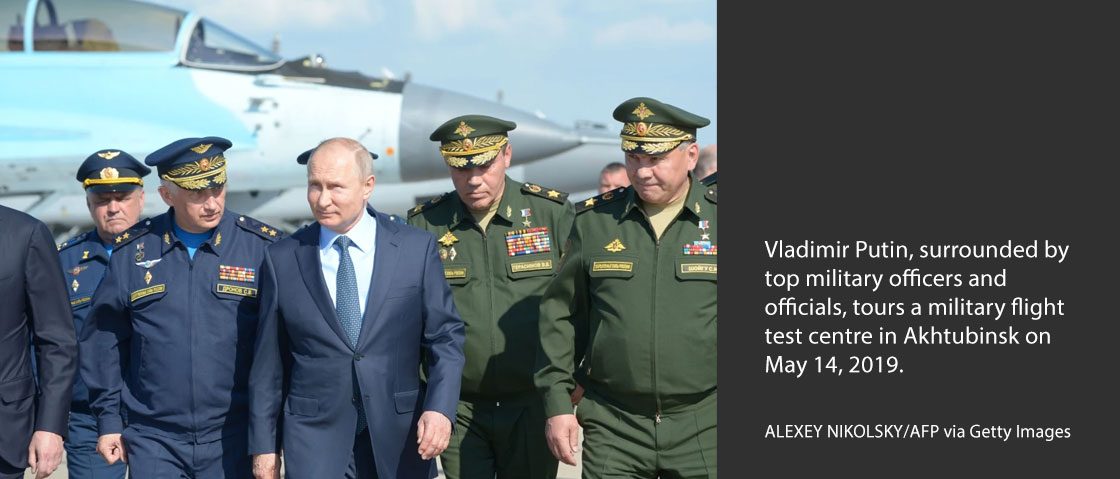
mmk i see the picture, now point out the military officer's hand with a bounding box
[96,433,128,465]
[416,410,452,460]
[27,430,64,478]
[252,453,281,479]
[545,414,581,466]
[570,384,585,405]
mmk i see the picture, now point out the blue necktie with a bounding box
[335,235,367,432]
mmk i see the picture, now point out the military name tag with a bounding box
[216,283,258,298]
[592,261,633,272]
[510,259,552,273]
[680,263,717,275]
[445,268,468,279]
[130,284,166,302]
[70,296,91,307]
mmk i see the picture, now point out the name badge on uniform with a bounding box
[216,283,258,298]
[592,261,633,272]
[131,284,166,302]
[510,259,552,273]
[445,268,468,279]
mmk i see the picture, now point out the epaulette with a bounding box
[408,192,451,217]
[111,220,152,247]
[575,186,626,214]
[521,183,569,203]
[236,214,283,241]
[704,184,717,204]
[387,214,407,224]
[700,171,717,186]
[57,230,91,251]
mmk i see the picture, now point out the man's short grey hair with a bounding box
[601,162,626,174]
[694,143,716,177]
[310,137,374,178]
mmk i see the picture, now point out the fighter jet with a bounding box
[0,0,619,234]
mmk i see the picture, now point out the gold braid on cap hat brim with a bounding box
[620,122,694,154]
[160,155,228,190]
[440,135,508,168]
[83,177,143,188]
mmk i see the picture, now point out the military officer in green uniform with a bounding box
[407,115,576,479]
[536,98,717,478]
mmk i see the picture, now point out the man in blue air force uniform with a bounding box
[57,149,150,479]
[79,137,282,478]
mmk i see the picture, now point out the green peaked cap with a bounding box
[612,97,709,154]
[430,114,517,168]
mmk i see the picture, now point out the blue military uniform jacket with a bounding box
[80,209,281,443]
[58,230,115,414]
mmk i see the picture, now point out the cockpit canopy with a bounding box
[2,0,283,70]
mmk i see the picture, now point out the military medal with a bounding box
[520,208,532,227]
[144,270,153,285]
[72,279,79,292]
[684,220,715,255]
[439,248,448,261]
[505,227,550,256]
[449,247,458,261]
[219,265,256,282]
[135,242,145,261]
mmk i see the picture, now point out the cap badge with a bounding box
[100,167,119,179]
[97,151,121,160]
[632,102,655,120]
[635,122,649,136]
[605,238,626,253]
[454,122,476,137]
[190,143,213,154]
[462,138,474,151]
[199,158,211,171]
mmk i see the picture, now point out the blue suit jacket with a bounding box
[249,207,465,479]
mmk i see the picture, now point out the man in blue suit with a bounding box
[249,138,465,478]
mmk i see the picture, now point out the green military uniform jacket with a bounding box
[536,174,717,419]
[409,176,575,400]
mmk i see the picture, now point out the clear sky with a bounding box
[149,0,718,146]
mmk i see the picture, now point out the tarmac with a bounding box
[25,430,584,478]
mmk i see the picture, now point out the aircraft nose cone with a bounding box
[398,83,584,181]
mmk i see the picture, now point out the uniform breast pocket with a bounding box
[129,284,167,309]
[70,293,93,311]
[506,255,555,280]
[212,282,260,303]
[675,258,717,282]
[443,262,471,286]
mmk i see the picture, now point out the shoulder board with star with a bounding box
[112,221,152,247]
[521,183,569,204]
[57,230,93,252]
[236,215,283,241]
[575,186,626,214]
[408,192,451,217]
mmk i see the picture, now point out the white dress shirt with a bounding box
[319,209,377,315]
